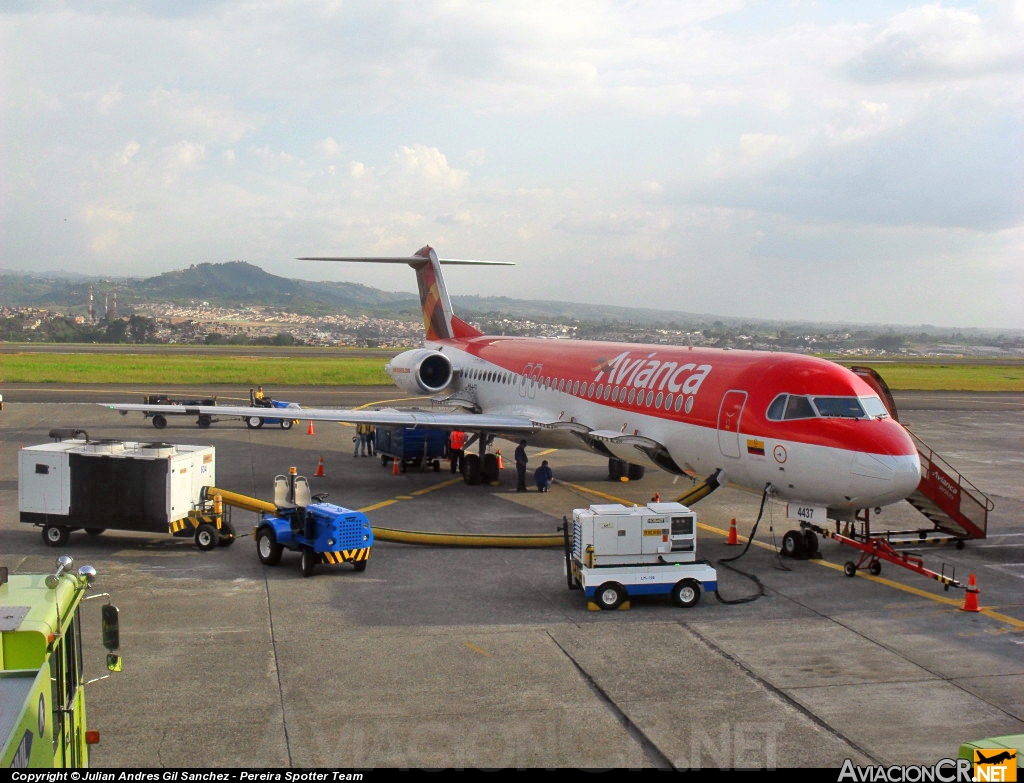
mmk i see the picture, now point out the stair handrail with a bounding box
[903,425,995,512]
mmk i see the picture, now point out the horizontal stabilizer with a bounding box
[298,256,514,266]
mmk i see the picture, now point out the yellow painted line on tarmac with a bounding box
[463,642,492,657]
[357,476,471,514]
[556,479,639,505]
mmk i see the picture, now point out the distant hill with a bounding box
[0,261,742,327]
[0,261,1016,335]
[1,262,419,317]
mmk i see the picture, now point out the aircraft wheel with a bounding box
[627,463,645,481]
[152,414,167,429]
[782,530,805,558]
[280,419,293,430]
[844,561,857,577]
[671,579,701,608]
[595,582,625,610]
[197,414,212,428]
[85,528,106,537]
[868,560,882,576]
[256,528,282,565]
[195,523,220,551]
[299,546,318,578]
[42,524,71,547]
[608,458,625,481]
[463,454,482,485]
[802,530,819,557]
[482,453,499,483]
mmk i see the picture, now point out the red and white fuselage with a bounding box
[411,335,920,514]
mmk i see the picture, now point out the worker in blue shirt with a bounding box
[514,440,528,492]
[534,460,553,492]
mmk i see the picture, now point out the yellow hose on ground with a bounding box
[202,486,563,547]
[371,527,562,548]
[201,486,277,514]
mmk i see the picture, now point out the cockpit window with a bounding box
[784,395,816,419]
[766,395,786,420]
[813,396,866,418]
[860,395,890,418]
[766,394,816,420]
[767,393,890,421]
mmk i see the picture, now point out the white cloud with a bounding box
[0,0,1021,329]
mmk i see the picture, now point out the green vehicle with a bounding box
[1,556,122,767]
[958,734,1021,774]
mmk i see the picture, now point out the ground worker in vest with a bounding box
[448,429,466,474]
[251,386,272,408]
[355,423,373,457]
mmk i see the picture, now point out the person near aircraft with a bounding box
[363,423,376,457]
[354,423,373,457]
[515,440,529,492]
[251,386,272,408]
[534,460,553,493]
[448,429,466,474]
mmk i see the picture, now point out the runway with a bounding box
[1,387,1022,769]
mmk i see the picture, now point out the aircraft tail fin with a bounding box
[299,245,512,341]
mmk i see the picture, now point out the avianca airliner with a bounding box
[101,245,921,524]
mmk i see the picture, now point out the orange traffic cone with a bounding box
[961,573,980,612]
[314,456,325,477]
[496,450,504,470]
[392,457,400,475]
[727,518,739,545]
[307,420,315,435]
[650,493,660,503]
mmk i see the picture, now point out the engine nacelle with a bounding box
[385,349,455,394]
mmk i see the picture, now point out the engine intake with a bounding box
[385,349,454,394]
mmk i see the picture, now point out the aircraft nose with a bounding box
[850,451,922,505]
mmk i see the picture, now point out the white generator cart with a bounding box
[564,502,718,610]
[19,437,220,549]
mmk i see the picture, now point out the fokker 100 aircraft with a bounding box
[101,245,922,545]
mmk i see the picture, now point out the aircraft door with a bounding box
[717,390,747,459]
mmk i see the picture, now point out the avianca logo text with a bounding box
[593,351,712,395]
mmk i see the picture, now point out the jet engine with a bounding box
[385,349,455,394]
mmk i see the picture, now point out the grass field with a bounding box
[1,350,1022,391]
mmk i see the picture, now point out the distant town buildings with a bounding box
[1,302,1021,357]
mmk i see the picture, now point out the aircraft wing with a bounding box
[98,402,537,434]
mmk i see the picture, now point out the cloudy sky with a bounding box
[2,1,1022,329]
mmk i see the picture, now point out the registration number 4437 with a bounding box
[786,504,826,523]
